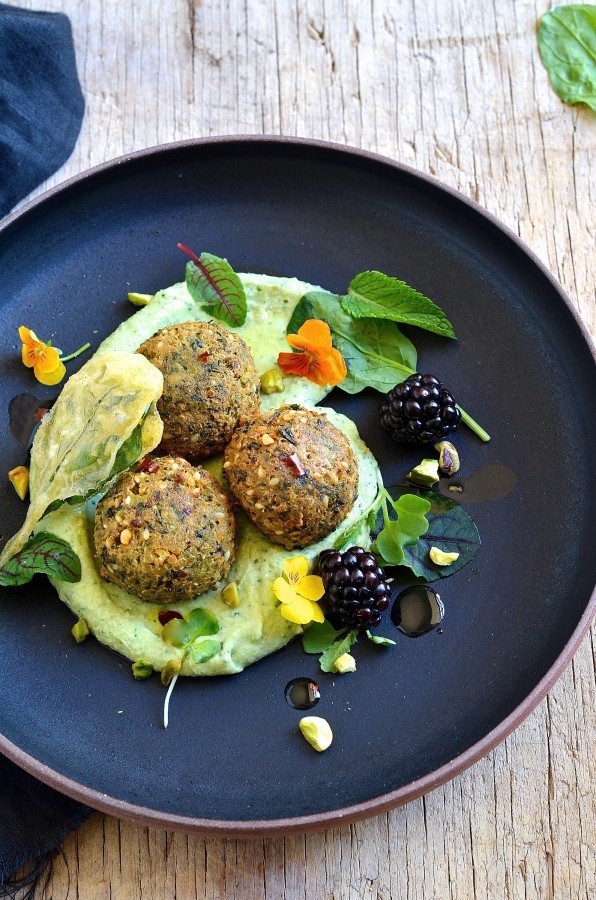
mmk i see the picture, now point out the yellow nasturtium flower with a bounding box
[19,326,66,385]
[273,556,325,625]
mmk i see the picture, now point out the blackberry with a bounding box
[318,547,390,629]
[379,373,461,445]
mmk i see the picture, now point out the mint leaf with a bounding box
[537,5,596,110]
[289,291,417,393]
[181,245,247,326]
[373,492,431,568]
[302,619,345,654]
[319,629,359,673]
[342,270,456,339]
[0,532,81,586]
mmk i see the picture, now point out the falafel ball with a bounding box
[223,405,359,549]
[93,456,235,604]
[137,320,260,461]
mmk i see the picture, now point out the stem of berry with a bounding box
[457,406,491,442]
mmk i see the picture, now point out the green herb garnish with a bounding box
[319,629,359,673]
[341,270,457,338]
[288,277,489,442]
[372,486,481,580]
[537,5,596,110]
[0,531,81,587]
[179,243,247,327]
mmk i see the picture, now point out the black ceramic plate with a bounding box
[0,137,594,834]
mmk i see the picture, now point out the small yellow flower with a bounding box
[19,326,66,386]
[273,556,325,625]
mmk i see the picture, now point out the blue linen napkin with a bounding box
[0,5,90,896]
[0,2,84,217]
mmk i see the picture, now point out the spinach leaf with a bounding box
[537,5,596,110]
[342,270,456,338]
[181,245,247,327]
[288,290,417,393]
[0,532,81,586]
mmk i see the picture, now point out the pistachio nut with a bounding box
[127,292,153,307]
[429,546,460,566]
[299,716,333,752]
[406,458,440,488]
[132,658,153,680]
[334,652,356,674]
[221,581,240,607]
[71,618,90,643]
[259,368,284,394]
[8,465,29,501]
[434,440,460,475]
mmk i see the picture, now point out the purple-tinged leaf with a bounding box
[179,244,247,327]
[0,531,81,587]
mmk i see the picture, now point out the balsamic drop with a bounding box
[391,585,444,637]
[284,677,321,710]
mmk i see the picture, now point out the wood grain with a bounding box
[4,0,594,897]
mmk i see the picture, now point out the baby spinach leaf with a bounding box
[537,5,596,110]
[0,532,81,587]
[289,290,417,393]
[319,628,359,673]
[181,244,247,327]
[302,619,345,654]
[342,270,457,339]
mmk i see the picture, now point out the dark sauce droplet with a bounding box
[284,677,321,710]
[391,585,444,637]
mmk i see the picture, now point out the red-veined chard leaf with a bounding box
[0,531,81,587]
[180,244,247,327]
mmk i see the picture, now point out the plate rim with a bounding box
[1,135,595,834]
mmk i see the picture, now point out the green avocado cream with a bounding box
[43,275,381,676]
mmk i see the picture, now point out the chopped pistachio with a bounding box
[8,465,29,501]
[434,440,460,475]
[406,458,440,488]
[429,546,460,566]
[161,658,182,686]
[221,581,240,607]
[132,659,153,680]
[71,618,90,643]
[127,292,153,307]
[260,368,284,394]
[299,716,333,752]
[334,652,356,674]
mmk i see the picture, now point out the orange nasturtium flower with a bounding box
[19,326,66,386]
[277,319,347,387]
[273,556,325,625]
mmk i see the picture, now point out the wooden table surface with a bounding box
[6,1,594,898]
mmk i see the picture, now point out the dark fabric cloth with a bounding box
[0,2,84,218]
[0,755,91,893]
[0,5,90,893]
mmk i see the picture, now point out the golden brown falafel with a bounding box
[224,405,358,549]
[93,456,235,603]
[137,320,260,461]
